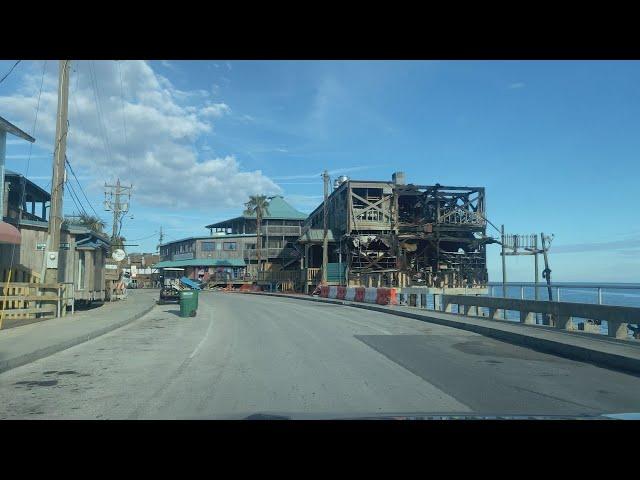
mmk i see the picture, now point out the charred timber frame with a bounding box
[302,179,492,289]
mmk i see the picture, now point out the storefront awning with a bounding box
[0,221,21,245]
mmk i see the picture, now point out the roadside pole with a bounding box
[44,60,71,289]
[500,225,506,299]
[321,170,329,284]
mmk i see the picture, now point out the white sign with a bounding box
[105,264,118,270]
[131,265,138,278]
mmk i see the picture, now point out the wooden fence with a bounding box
[0,281,67,329]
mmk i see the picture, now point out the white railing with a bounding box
[486,282,640,306]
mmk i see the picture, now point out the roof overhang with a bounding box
[154,258,246,269]
[0,115,35,143]
[0,220,21,245]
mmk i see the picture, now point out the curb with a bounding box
[236,291,640,375]
[0,300,157,374]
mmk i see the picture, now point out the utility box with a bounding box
[46,251,58,269]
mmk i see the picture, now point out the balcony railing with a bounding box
[245,248,299,260]
[264,226,302,236]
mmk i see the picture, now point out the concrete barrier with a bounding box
[443,294,640,340]
[345,287,357,301]
[364,287,378,304]
[320,286,399,305]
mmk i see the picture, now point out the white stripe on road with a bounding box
[189,314,215,359]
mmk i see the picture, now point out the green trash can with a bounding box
[179,290,198,317]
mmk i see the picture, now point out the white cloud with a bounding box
[0,60,279,211]
[284,194,324,212]
[200,102,231,118]
[271,165,373,181]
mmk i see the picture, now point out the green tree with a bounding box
[243,195,270,274]
[111,235,126,251]
[71,213,107,233]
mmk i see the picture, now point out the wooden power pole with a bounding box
[104,178,132,250]
[321,170,330,284]
[44,60,71,285]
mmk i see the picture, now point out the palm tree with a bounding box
[243,195,270,275]
[111,235,126,250]
[76,213,107,233]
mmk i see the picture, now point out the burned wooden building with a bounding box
[300,172,494,291]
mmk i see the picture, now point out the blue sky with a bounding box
[1,60,639,282]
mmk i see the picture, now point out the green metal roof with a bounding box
[205,196,307,228]
[259,196,307,220]
[154,258,246,269]
[297,229,338,243]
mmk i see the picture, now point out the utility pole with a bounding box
[104,178,132,251]
[534,234,539,301]
[541,232,554,326]
[322,170,330,284]
[541,232,553,302]
[158,226,164,253]
[44,60,71,285]
[500,224,506,298]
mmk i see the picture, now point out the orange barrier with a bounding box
[354,287,365,302]
[388,288,398,305]
[320,286,329,298]
[337,286,347,300]
[374,288,399,305]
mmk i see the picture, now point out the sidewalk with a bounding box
[237,291,640,375]
[0,289,158,374]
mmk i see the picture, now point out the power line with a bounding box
[0,60,21,85]
[88,61,115,176]
[68,61,111,185]
[65,171,88,217]
[4,60,46,282]
[65,155,100,217]
[127,231,159,242]
[117,60,132,180]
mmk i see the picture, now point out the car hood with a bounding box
[195,411,640,420]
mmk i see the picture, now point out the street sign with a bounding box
[36,243,46,250]
[60,242,70,250]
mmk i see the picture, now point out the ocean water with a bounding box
[486,283,640,309]
[420,283,640,338]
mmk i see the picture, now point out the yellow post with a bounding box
[0,269,13,330]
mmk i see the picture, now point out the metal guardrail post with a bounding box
[598,287,602,305]
[520,285,524,300]
[557,287,561,302]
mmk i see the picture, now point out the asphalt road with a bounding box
[1,292,639,419]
